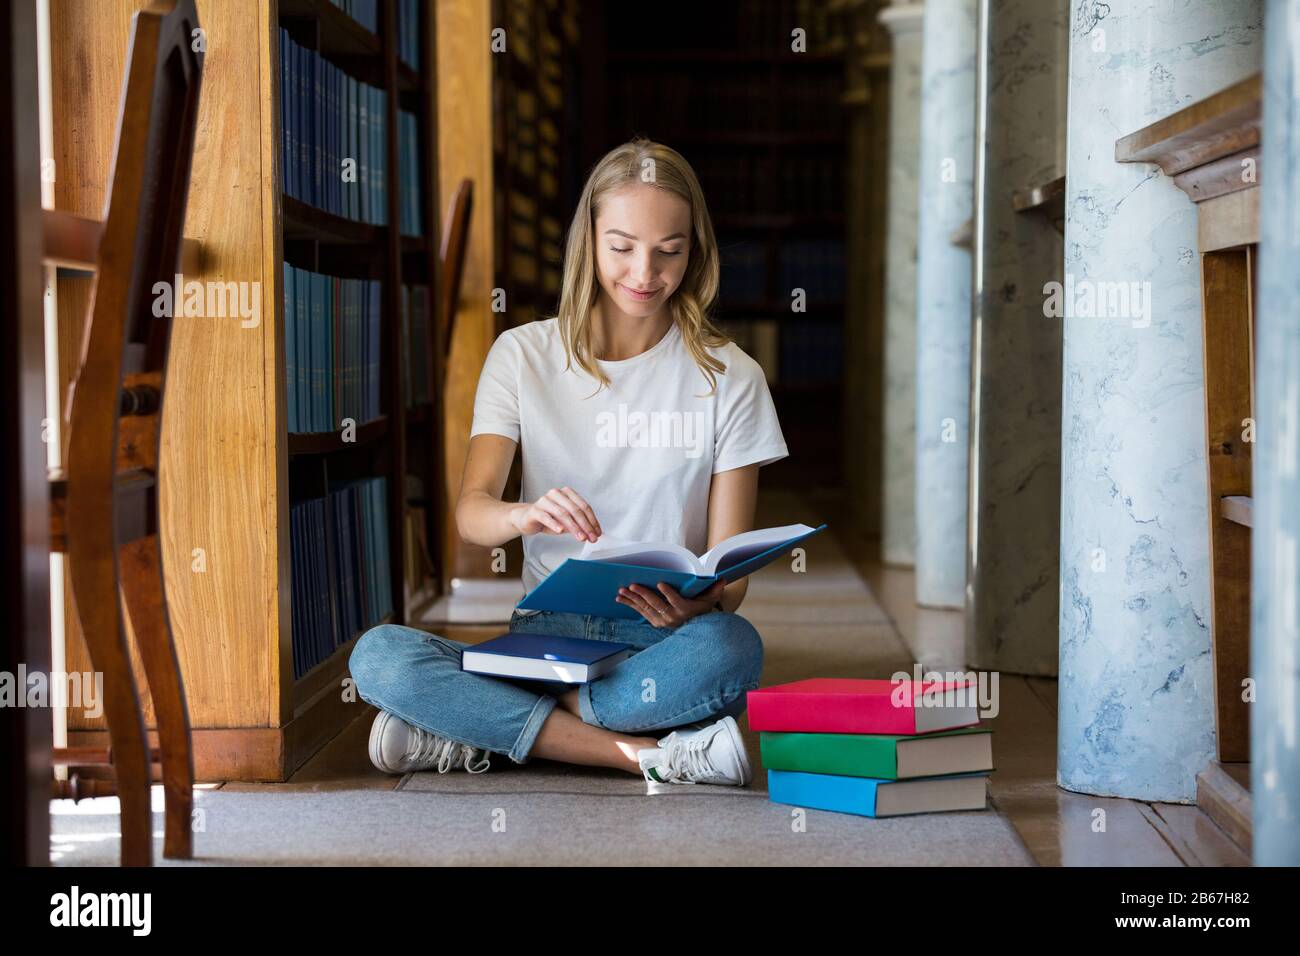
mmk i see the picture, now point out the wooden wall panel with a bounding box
[52,0,277,729]
[437,0,498,582]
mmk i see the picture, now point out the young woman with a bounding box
[349,139,787,787]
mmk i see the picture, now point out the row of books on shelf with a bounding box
[611,0,835,57]
[722,319,841,385]
[614,72,842,136]
[394,0,423,70]
[396,110,424,236]
[324,0,421,70]
[280,29,388,225]
[283,263,381,435]
[780,321,842,385]
[326,0,378,35]
[400,284,433,408]
[699,154,843,220]
[739,0,838,53]
[290,477,394,680]
[750,679,992,818]
[778,239,846,302]
[717,239,846,304]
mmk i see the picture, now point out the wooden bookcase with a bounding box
[51,0,442,781]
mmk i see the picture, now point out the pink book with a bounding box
[747,678,981,735]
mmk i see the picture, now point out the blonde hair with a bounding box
[555,138,730,393]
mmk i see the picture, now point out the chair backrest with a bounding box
[439,178,473,363]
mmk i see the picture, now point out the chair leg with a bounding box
[119,534,194,860]
[66,561,153,866]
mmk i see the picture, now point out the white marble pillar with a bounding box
[913,0,976,607]
[1058,0,1263,803]
[965,0,1068,674]
[1253,0,1300,866]
[879,1,924,567]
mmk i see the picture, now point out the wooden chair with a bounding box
[439,178,473,363]
[46,0,204,867]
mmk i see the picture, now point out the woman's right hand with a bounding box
[510,487,603,543]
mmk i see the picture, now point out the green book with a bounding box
[759,727,993,780]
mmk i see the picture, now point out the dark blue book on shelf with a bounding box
[316,499,333,660]
[290,503,301,679]
[366,280,379,421]
[312,272,326,432]
[358,79,369,223]
[518,524,827,620]
[295,266,308,433]
[284,263,296,433]
[461,633,634,684]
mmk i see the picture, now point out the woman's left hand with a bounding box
[616,580,726,628]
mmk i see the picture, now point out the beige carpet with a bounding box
[51,496,1033,865]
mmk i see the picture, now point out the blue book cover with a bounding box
[517,524,827,620]
[461,632,633,684]
[767,769,989,819]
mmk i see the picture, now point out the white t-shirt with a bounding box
[470,317,789,599]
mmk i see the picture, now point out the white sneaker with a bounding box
[368,710,491,775]
[637,715,752,787]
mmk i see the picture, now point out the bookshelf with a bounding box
[587,0,848,486]
[51,0,442,781]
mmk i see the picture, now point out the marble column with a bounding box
[965,0,1068,674]
[1253,0,1300,866]
[913,0,976,607]
[879,0,924,567]
[1058,0,1263,802]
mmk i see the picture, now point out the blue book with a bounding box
[295,266,308,433]
[284,262,296,432]
[358,78,369,223]
[461,632,634,684]
[767,769,989,818]
[517,523,827,620]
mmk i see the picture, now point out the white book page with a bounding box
[577,538,703,573]
[698,524,814,576]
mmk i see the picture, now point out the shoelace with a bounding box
[658,733,720,783]
[407,728,491,774]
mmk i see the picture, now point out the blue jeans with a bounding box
[348,609,764,764]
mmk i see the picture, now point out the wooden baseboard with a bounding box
[67,678,368,782]
[1196,760,1252,854]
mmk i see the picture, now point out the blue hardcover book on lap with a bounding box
[461,632,634,684]
[517,523,826,620]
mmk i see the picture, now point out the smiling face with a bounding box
[592,182,693,320]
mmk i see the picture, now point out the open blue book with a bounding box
[517,523,827,620]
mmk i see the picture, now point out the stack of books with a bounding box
[748,678,993,818]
